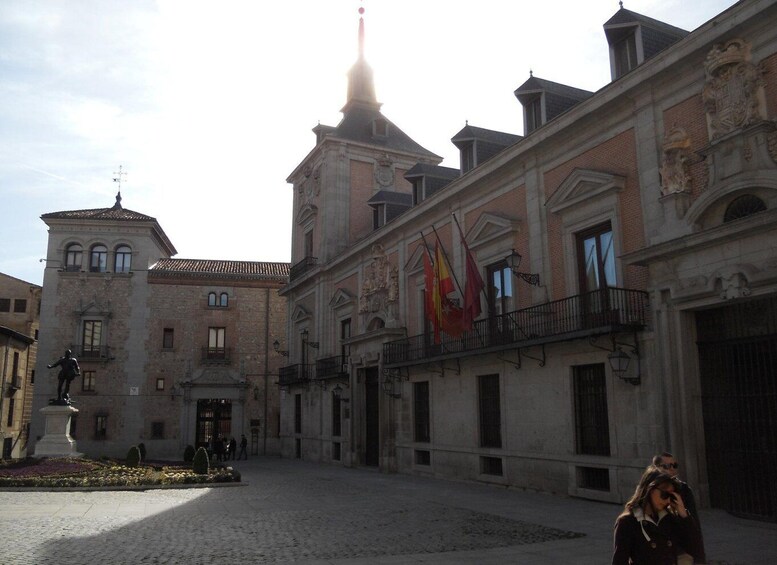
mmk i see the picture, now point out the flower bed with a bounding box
[0,457,240,488]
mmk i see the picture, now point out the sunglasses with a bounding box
[657,490,674,500]
[660,463,679,470]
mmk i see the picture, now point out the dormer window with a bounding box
[524,95,543,134]
[412,179,424,206]
[373,204,386,229]
[373,118,389,137]
[461,142,475,174]
[613,33,638,78]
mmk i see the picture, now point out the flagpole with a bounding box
[430,225,464,298]
[452,213,489,305]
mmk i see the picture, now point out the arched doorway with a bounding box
[195,399,232,449]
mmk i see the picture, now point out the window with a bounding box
[304,230,313,258]
[65,243,83,272]
[573,364,611,456]
[478,374,502,448]
[332,393,342,437]
[12,353,19,384]
[577,223,616,293]
[95,415,107,439]
[82,370,96,392]
[0,299,10,312]
[461,142,475,174]
[340,318,351,362]
[114,245,132,273]
[163,328,174,349]
[723,194,767,223]
[219,292,228,307]
[480,456,503,476]
[208,327,226,359]
[156,378,165,391]
[415,450,431,465]
[414,381,430,443]
[6,398,14,427]
[208,292,217,306]
[614,33,638,78]
[151,422,165,439]
[90,245,108,272]
[13,299,27,313]
[412,179,424,205]
[294,393,302,434]
[487,261,514,316]
[525,96,543,134]
[373,118,389,137]
[372,205,386,229]
[82,320,103,358]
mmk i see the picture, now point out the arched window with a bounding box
[114,245,132,273]
[208,292,217,307]
[65,243,83,272]
[90,245,108,272]
[219,292,228,307]
[723,194,767,223]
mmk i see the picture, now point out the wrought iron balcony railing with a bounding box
[315,355,349,379]
[383,287,649,367]
[71,344,112,360]
[201,347,232,364]
[279,364,314,387]
[289,256,318,282]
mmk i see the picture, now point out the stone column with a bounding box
[33,405,83,458]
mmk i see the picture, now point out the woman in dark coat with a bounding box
[612,468,703,565]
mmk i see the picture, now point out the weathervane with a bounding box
[113,165,127,193]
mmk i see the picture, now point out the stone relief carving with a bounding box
[374,154,394,188]
[358,244,399,324]
[720,272,751,300]
[660,126,692,195]
[702,38,766,142]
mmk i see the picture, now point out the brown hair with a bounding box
[652,452,674,467]
[618,467,679,520]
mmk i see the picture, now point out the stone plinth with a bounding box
[33,405,83,458]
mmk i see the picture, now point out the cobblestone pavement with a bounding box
[1,457,775,564]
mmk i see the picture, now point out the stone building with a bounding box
[0,272,41,459]
[30,194,289,460]
[279,2,777,521]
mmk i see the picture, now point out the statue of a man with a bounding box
[47,349,81,404]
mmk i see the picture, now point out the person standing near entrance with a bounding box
[238,434,248,460]
[229,437,237,460]
[652,452,707,564]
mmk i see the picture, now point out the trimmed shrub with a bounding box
[137,443,147,461]
[126,446,141,468]
[183,445,196,462]
[192,447,210,475]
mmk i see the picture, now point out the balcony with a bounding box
[315,355,349,380]
[201,347,232,365]
[72,344,112,360]
[279,364,313,387]
[289,256,318,283]
[384,287,649,368]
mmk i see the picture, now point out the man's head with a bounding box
[64,349,72,358]
[652,452,680,478]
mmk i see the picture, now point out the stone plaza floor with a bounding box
[0,456,775,564]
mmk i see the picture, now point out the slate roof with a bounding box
[604,7,688,37]
[513,76,594,102]
[404,163,460,180]
[0,325,35,345]
[451,125,522,149]
[367,190,413,206]
[150,258,290,282]
[320,103,440,160]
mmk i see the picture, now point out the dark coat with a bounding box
[612,508,702,565]
[677,481,706,563]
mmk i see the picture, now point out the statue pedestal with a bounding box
[33,405,83,458]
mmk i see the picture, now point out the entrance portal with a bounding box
[195,399,232,449]
[697,297,777,522]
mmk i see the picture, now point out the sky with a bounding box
[0,0,739,286]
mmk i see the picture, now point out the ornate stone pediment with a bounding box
[189,367,243,386]
[466,213,518,250]
[329,288,355,310]
[702,38,766,142]
[547,169,625,215]
[296,203,318,226]
[291,304,312,323]
[405,243,432,276]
